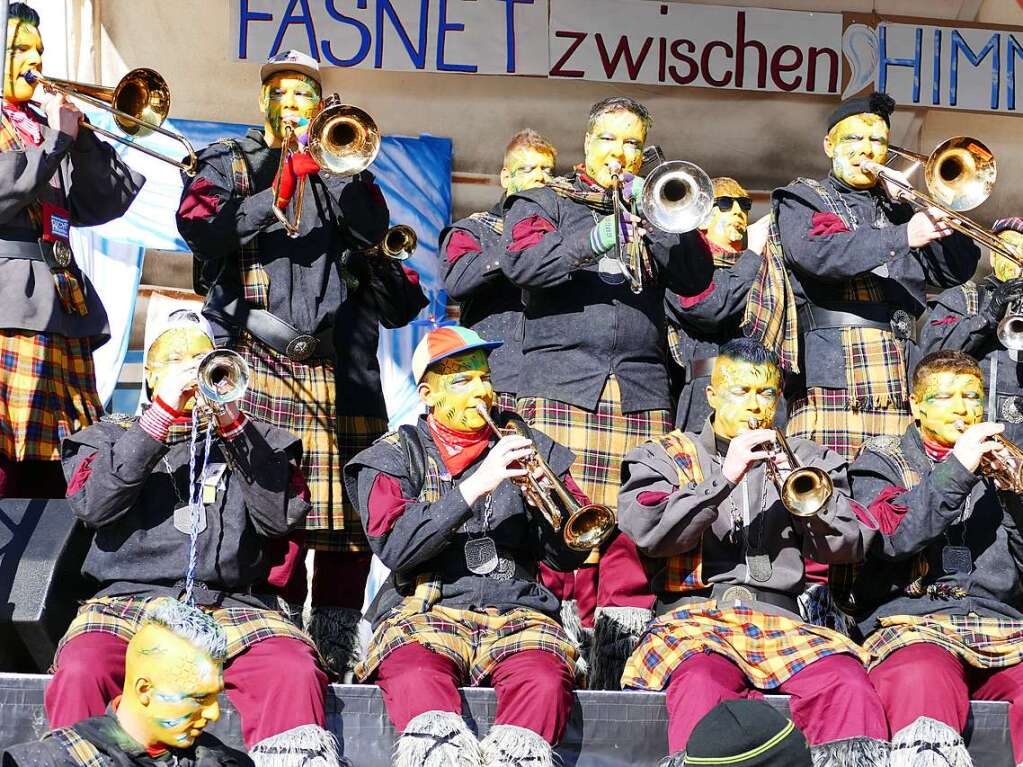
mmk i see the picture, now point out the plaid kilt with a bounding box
[786,387,911,462]
[235,333,367,550]
[864,613,1023,670]
[357,604,577,685]
[517,375,672,510]
[56,596,315,665]
[0,331,102,461]
[622,600,869,691]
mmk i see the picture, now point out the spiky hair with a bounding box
[141,599,228,662]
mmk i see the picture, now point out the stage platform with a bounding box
[0,674,1014,765]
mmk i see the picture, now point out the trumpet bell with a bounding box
[563,504,617,551]
[781,466,833,518]
[639,160,714,234]
[998,314,1023,351]
[111,68,171,136]
[922,136,996,212]
[382,224,417,261]
[196,350,249,406]
[308,97,381,177]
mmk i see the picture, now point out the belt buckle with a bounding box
[890,309,913,340]
[721,585,755,606]
[285,334,317,361]
[52,241,73,269]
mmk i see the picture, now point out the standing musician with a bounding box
[842,351,1023,766]
[442,128,556,413]
[345,327,589,767]
[500,97,714,686]
[0,2,144,498]
[916,218,1023,444]
[617,339,888,766]
[176,50,389,663]
[44,310,341,766]
[666,177,763,431]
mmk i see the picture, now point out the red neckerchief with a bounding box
[574,164,603,190]
[923,436,952,462]
[2,99,42,146]
[427,415,490,476]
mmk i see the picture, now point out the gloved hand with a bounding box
[273,153,321,209]
[983,277,1023,326]
[590,215,618,256]
[622,173,644,204]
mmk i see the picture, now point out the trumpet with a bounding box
[748,419,833,517]
[953,419,1023,492]
[23,69,197,175]
[998,300,1023,352]
[272,94,381,237]
[476,404,616,551]
[357,224,417,261]
[195,350,249,412]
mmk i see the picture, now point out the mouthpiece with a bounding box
[22,71,40,85]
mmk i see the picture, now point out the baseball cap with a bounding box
[412,327,502,384]
[261,50,321,85]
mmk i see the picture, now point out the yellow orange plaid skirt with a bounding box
[518,375,672,510]
[0,331,103,462]
[622,600,868,691]
[55,596,316,666]
[787,387,911,462]
[357,603,577,685]
[864,613,1023,670]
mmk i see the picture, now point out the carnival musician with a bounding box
[617,338,888,766]
[0,2,144,498]
[916,218,1023,444]
[666,177,763,431]
[44,310,340,766]
[345,327,589,767]
[500,97,714,686]
[4,601,252,767]
[842,350,1023,766]
[176,50,390,666]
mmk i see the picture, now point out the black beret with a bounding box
[826,92,896,132]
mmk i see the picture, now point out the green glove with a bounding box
[590,215,618,255]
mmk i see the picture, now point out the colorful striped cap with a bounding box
[993,217,1023,235]
[412,326,502,383]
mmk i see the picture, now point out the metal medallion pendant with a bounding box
[941,545,974,574]
[746,552,773,583]
[173,504,207,536]
[465,536,499,575]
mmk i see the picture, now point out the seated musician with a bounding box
[843,350,1023,766]
[44,310,344,766]
[344,326,589,767]
[3,600,250,767]
[617,338,888,766]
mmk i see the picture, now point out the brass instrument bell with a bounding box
[748,419,833,518]
[196,350,249,409]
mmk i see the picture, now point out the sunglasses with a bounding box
[714,197,753,212]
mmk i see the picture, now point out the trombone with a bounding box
[272,94,381,238]
[23,69,197,175]
[861,137,1021,269]
[476,404,616,551]
[748,419,834,518]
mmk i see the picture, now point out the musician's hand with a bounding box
[291,152,320,178]
[41,93,81,140]
[721,429,775,484]
[879,167,913,201]
[983,278,1023,326]
[459,435,532,506]
[907,207,955,248]
[951,421,1004,474]
[153,360,200,414]
[746,214,771,256]
[215,402,242,431]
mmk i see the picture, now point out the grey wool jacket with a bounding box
[618,420,866,617]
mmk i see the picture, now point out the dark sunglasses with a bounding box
[714,196,753,212]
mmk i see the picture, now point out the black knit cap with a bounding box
[826,91,896,131]
[683,700,811,766]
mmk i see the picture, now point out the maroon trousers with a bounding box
[665,652,887,753]
[373,643,574,744]
[870,642,1023,764]
[46,632,327,747]
[266,535,372,609]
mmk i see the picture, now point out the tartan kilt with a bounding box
[55,596,316,666]
[786,387,911,462]
[357,604,577,686]
[517,375,672,510]
[864,613,1023,670]
[0,331,103,462]
[234,333,365,551]
[622,600,869,692]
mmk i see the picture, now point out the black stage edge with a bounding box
[0,675,1013,766]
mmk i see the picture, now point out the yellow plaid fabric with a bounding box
[786,387,911,461]
[653,430,709,593]
[44,728,104,767]
[865,613,1023,670]
[840,327,909,410]
[517,375,672,510]
[56,596,315,665]
[623,600,868,691]
[0,331,103,461]
[358,604,577,685]
[741,219,800,373]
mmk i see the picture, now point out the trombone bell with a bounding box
[308,96,381,177]
[639,160,714,234]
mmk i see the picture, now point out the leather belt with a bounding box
[688,356,717,380]
[659,583,799,615]
[801,304,915,341]
[213,297,335,362]
[0,238,74,270]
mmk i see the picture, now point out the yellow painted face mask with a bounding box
[706,357,781,440]
[144,327,214,413]
[4,19,42,103]
[260,72,322,147]
[420,350,495,432]
[992,231,1023,282]
[824,113,889,190]
[704,199,749,252]
[910,371,985,448]
[122,624,223,750]
[501,146,555,195]
[583,109,646,190]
